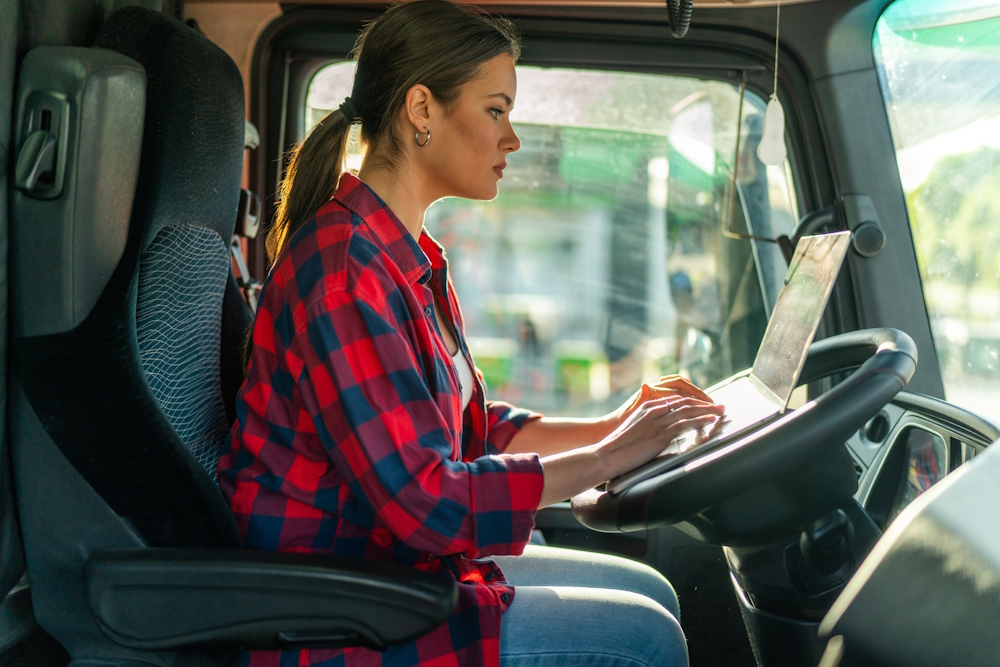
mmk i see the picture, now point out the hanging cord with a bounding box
[667,0,694,39]
[771,0,781,99]
[722,77,779,244]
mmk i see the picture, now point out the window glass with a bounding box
[874,0,1000,419]
[888,427,948,523]
[306,64,798,416]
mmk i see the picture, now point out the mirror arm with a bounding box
[722,75,784,246]
[780,205,841,263]
[720,74,841,264]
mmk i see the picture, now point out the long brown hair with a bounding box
[266,0,521,263]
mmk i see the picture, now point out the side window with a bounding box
[874,1,1000,418]
[306,64,798,416]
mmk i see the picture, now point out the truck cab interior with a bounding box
[1,0,999,666]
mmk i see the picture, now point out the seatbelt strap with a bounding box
[232,119,264,311]
[230,235,262,312]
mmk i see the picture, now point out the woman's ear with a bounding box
[404,84,434,133]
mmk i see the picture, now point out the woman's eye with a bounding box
[489,108,503,119]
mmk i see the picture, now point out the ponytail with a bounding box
[242,110,350,376]
[266,109,352,262]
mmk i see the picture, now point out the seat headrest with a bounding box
[94,7,245,250]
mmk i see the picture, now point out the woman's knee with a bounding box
[607,555,680,620]
[560,548,680,620]
[500,586,687,667]
[505,546,680,619]
[609,591,687,667]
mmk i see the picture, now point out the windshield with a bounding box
[874,0,1000,420]
[307,64,799,416]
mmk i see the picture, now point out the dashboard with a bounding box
[847,392,999,531]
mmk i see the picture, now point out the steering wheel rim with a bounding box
[571,328,917,543]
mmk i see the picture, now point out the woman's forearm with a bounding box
[505,376,713,458]
[537,445,605,507]
[534,397,726,508]
[504,416,618,457]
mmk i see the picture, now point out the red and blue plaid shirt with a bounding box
[218,173,545,667]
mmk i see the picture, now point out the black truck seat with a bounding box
[9,8,454,666]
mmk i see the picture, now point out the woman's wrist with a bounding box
[538,445,606,507]
[595,411,624,442]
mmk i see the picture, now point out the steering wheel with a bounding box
[571,328,917,546]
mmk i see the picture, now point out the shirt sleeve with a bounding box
[294,285,544,559]
[483,397,543,455]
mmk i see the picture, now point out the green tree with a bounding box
[906,147,1000,317]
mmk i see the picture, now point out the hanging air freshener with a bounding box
[759,97,787,165]
[758,1,787,166]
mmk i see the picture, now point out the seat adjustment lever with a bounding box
[15,130,57,196]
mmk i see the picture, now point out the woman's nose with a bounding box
[503,121,521,153]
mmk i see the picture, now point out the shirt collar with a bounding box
[418,230,447,272]
[333,173,432,285]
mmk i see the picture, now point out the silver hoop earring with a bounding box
[415,128,430,147]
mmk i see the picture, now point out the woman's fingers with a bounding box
[663,415,720,443]
[659,403,725,430]
[628,397,724,443]
[648,375,713,403]
[641,395,721,415]
[601,399,724,478]
[616,377,712,432]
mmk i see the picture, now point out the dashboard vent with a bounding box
[853,459,864,480]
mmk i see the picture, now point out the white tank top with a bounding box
[453,348,474,410]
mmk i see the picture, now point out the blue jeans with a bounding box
[494,546,688,667]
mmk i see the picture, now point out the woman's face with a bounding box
[418,54,521,201]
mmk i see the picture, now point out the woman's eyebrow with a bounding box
[486,92,513,106]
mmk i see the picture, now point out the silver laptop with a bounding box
[606,231,853,495]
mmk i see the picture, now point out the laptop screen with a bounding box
[749,231,852,411]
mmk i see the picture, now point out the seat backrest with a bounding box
[97,7,253,482]
[14,7,247,552]
[10,7,251,660]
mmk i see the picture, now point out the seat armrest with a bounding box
[84,548,458,651]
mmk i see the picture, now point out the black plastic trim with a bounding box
[85,549,458,652]
[890,392,999,446]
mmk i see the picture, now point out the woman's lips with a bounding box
[493,162,506,178]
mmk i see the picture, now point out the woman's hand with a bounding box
[611,375,713,429]
[596,395,724,481]
[537,394,725,507]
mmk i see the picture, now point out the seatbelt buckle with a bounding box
[236,189,261,239]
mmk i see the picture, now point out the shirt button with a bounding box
[485,572,495,581]
[500,592,510,603]
[424,306,433,316]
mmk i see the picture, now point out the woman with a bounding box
[218,2,724,665]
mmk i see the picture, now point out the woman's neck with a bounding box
[357,162,433,240]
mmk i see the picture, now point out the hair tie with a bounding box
[339,97,360,121]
